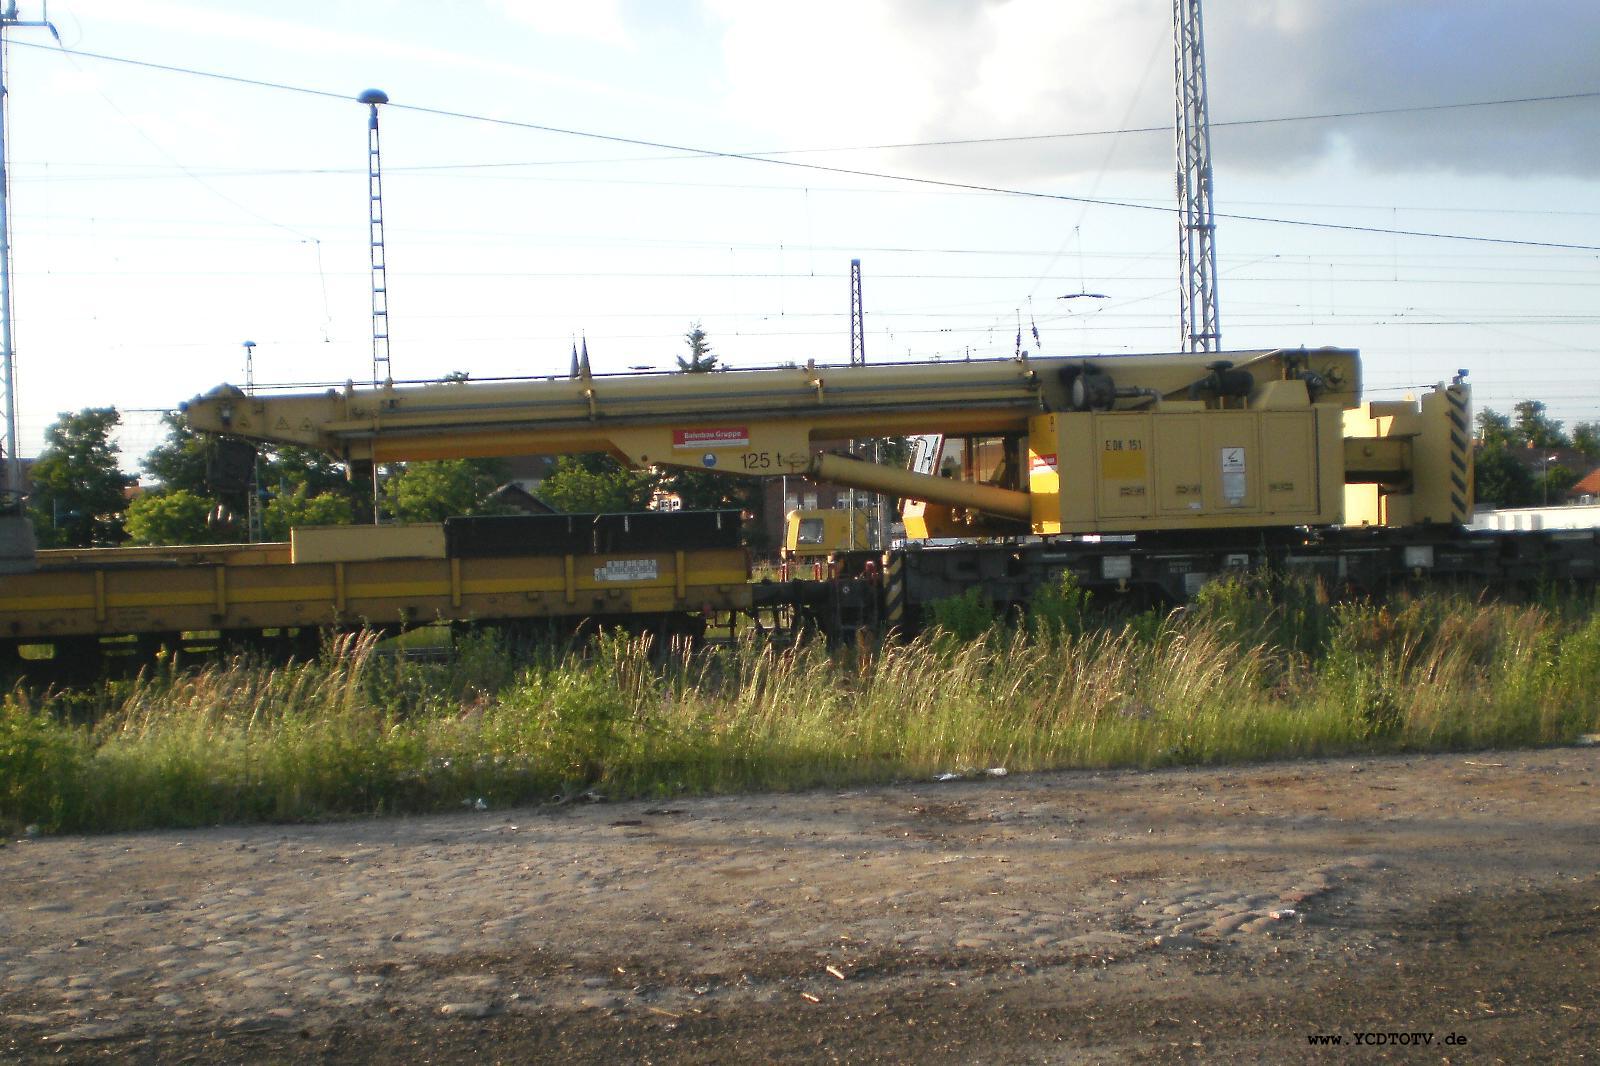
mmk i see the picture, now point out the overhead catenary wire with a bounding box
[14,39,1600,158]
[10,40,1600,253]
[14,163,1600,227]
[8,41,1598,434]
[16,264,1598,291]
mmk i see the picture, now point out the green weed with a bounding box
[2,587,1596,836]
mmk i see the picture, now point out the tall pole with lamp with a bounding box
[243,341,264,542]
[360,88,391,522]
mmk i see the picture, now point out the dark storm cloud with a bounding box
[1206,0,1600,175]
[873,0,1600,179]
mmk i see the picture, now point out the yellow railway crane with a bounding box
[0,345,1530,670]
[181,346,1472,539]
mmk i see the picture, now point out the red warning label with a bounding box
[1029,452,1058,473]
[673,427,749,450]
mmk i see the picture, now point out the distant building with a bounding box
[485,481,556,514]
[497,454,559,494]
[1470,503,1600,532]
[1510,443,1590,486]
[759,474,862,550]
[1571,467,1600,503]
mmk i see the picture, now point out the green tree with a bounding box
[1476,408,1514,448]
[124,489,215,545]
[663,465,761,513]
[1473,443,1536,508]
[28,408,132,547]
[264,444,350,499]
[142,414,367,537]
[657,325,765,539]
[141,412,214,495]
[263,489,355,539]
[146,406,366,502]
[675,323,719,372]
[876,436,913,468]
[1572,422,1600,465]
[538,455,655,513]
[262,443,373,525]
[1512,400,1569,450]
[384,458,510,523]
[1537,463,1579,506]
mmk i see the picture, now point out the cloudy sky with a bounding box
[5,0,1598,468]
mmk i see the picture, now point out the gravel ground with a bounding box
[3,746,1598,1063]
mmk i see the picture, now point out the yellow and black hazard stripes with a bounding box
[883,553,906,632]
[1446,385,1472,523]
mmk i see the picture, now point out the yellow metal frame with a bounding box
[178,348,1472,537]
[1,547,749,642]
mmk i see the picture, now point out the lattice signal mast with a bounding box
[849,258,865,367]
[0,3,57,509]
[848,257,872,547]
[1173,0,1220,353]
[360,89,392,387]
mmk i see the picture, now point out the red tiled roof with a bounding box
[1573,467,1600,497]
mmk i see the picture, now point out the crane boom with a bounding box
[181,346,1470,537]
[184,348,1357,463]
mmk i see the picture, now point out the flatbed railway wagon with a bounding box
[0,510,749,671]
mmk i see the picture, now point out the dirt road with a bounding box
[4,746,1599,1063]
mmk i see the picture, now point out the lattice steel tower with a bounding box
[360,89,392,386]
[844,254,870,544]
[0,3,56,509]
[849,258,865,367]
[1173,0,1220,352]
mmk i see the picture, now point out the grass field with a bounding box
[4,577,1598,835]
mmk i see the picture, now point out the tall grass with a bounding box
[4,582,1598,834]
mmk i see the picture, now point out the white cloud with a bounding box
[706,0,968,146]
[492,0,635,50]
[705,0,1600,178]
[61,0,645,104]
[1204,0,1600,177]
[66,0,418,60]
[704,0,1182,174]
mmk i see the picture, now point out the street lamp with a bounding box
[1543,454,1560,506]
[242,340,262,541]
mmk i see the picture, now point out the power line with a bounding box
[77,322,1600,344]
[20,38,1594,159]
[17,264,1599,290]
[15,230,1600,282]
[741,91,1600,156]
[10,39,352,103]
[17,161,1600,227]
[14,40,1600,253]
